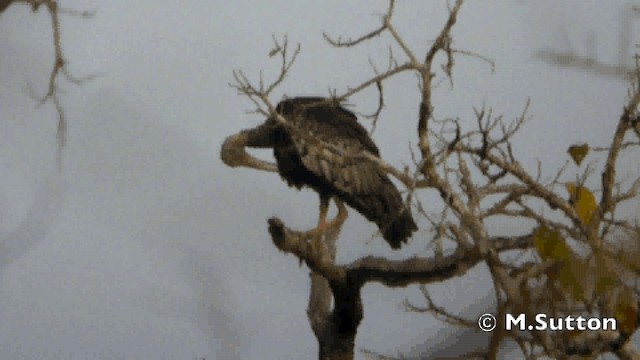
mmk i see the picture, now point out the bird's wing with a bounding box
[288,105,387,195]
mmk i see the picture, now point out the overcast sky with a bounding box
[0,1,638,359]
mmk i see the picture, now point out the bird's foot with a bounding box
[299,227,325,267]
[310,228,324,258]
[306,222,327,261]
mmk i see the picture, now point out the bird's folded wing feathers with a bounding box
[292,132,385,195]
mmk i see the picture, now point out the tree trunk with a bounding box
[310,272,363,360]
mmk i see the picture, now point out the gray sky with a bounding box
[0,1,637,359]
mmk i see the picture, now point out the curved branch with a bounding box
[267,216,533,289]
[5,0,94,170]
[322,0,394,48]
[268,218,346,283]
[220,131,278,172]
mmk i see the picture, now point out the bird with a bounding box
[239,97,417,249]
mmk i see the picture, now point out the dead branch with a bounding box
[403,285,477,328]
[223,1,640,358]
[536,49,635,81]
[323,0,394,49]
[3,0,94,170]
[220,131,278,172]
[268,217,532,288]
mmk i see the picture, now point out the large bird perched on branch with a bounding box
[224,97,417,249]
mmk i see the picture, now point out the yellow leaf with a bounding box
[565,183,597,225]
[567,143,589,166]
[593,252,621,295]
[614,286,638,334]
[533,225,571,261]
[557,258,588,302]
[619,247,640,273]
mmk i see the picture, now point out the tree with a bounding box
[221,1,640,359]
[0,0,92,170]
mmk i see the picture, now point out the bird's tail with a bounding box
[381,209,417,249]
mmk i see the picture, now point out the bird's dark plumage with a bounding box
[244,97,417,249]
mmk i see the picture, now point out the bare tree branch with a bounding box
[4,0,94,170]
[221,1,640,358]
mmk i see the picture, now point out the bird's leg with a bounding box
[304,195,330,236]
[325,199,348,229]
[307,195,331,258]
[317,195,330,232]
